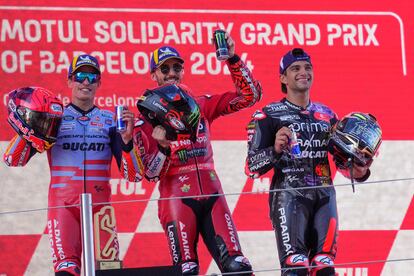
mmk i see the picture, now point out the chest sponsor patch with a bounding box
[313,111,333,123]
[90,121,103,127]
[280,114,301,121]
[252,110,266,120]
[60,123,75,132]
[63,115,75,121]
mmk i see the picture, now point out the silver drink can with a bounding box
[213,30,229,61]
[116,106,126,132]
[290,129,301,158]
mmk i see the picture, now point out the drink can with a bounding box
[290,129,301,158]
[213,30,229,61]
[116,106,126,132]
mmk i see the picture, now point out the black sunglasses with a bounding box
[159,63,183,75]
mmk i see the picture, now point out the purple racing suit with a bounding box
[245,98,370,275]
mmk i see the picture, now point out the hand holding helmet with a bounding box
[137,84,201,143]
[7,87,63,153]
[328,112,382,171]
[152,125,170,148]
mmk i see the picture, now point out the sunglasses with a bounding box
[159,63,183,75]
[72,72,101,84]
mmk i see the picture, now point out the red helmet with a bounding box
[7,87,63,152]
[137,84,201,142]
[328,112,382,168]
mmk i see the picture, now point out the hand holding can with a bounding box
[289,127,301,158]
[116,106,126,132]
[213,30,230,61]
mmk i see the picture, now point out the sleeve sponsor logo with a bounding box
[77,116,90,122]
[60,122,76,132]
[63,115,75,121]
[280,114,301,121]
[313,111,333,123]
[50,103,63,113]
[267,103,288,112]
[8,99,16,111]
[252,110,266,119]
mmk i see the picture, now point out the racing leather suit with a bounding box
[133,55,262,275]
[245,98,368,275]
[3,104,142,275]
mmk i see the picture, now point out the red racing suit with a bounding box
[3,104,143,275]
[133,55,262,274]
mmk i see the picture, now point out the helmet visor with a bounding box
[342,120,381,153]
[17,106,62,141]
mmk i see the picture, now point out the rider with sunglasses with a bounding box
[4,54,143,275]
[130,34,262,275]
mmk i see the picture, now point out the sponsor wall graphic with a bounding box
[0,0,413,275]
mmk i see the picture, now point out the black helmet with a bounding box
[137,84,201,142]
[328,112,382,168]
[7,86,63,152]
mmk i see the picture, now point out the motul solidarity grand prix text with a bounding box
[0,18,381,75]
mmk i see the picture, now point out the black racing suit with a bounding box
[245,98,369,275]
